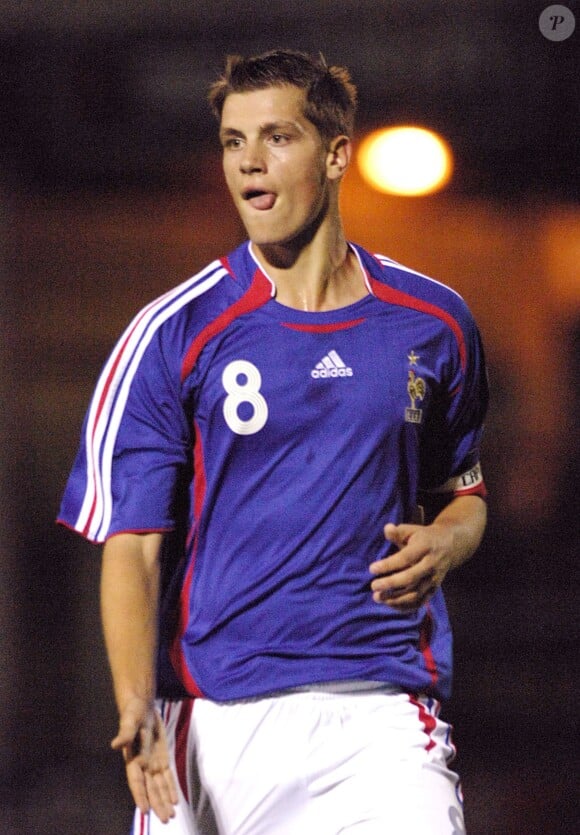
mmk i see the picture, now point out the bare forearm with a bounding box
[100,532,163,712]
[430,494,487,571]
[370,495,487,609]
[101,532,178,822]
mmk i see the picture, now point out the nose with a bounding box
[240,141,266,174]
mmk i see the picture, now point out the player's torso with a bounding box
[159,251,463,700]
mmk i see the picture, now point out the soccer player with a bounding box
[59,49,489,834]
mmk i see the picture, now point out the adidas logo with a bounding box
[311,350,353,379]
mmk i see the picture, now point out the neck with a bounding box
[251,215,367,312]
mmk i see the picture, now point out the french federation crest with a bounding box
[405,351,426,424]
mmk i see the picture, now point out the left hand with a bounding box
[369,522,454,611]
[111,697,178,823]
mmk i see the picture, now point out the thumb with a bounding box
[111,717,139,751]
[111,704,146,751]
[384,522,416,548]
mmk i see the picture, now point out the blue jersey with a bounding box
[59,242,488,702]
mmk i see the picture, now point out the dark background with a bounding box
[1,2,578,833]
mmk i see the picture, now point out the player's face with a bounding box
[220,86,338,248]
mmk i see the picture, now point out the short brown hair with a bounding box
[208,49,357,140]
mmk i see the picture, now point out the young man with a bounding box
[59,50,488,834]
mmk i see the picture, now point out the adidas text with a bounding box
[311,366,353,379]
[311,350,353,379]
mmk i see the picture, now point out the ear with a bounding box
[326,135,352,181]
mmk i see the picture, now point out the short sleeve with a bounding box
[58,325,191,544]
[419,308,489,496]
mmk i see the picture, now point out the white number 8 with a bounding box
[222,360,268,435]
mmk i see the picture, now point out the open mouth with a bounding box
[242,189,276,210]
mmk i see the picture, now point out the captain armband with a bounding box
[417,462,487,523]
[435,462,487,499]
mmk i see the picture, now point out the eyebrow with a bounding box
[219,120,305,141]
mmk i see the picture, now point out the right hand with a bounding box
[111,697,178,823]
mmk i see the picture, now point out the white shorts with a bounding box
[132,689,465,835]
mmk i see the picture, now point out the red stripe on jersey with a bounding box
[169,543,204,697]
[169,422,205,697]
[220,255,235,278]
[175,700,193,803]
[418,607,439,689]
[102,526,174,540]
[181,269,272,382]
[368,277,467,371]
[280,318,366,333]
[409,694,437,752]
[82,495,97,540]
[192,418,207,523]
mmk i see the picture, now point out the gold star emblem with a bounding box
[408,350,420,366]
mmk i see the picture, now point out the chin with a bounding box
[245,225,293,248]
[250,236,301,254]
